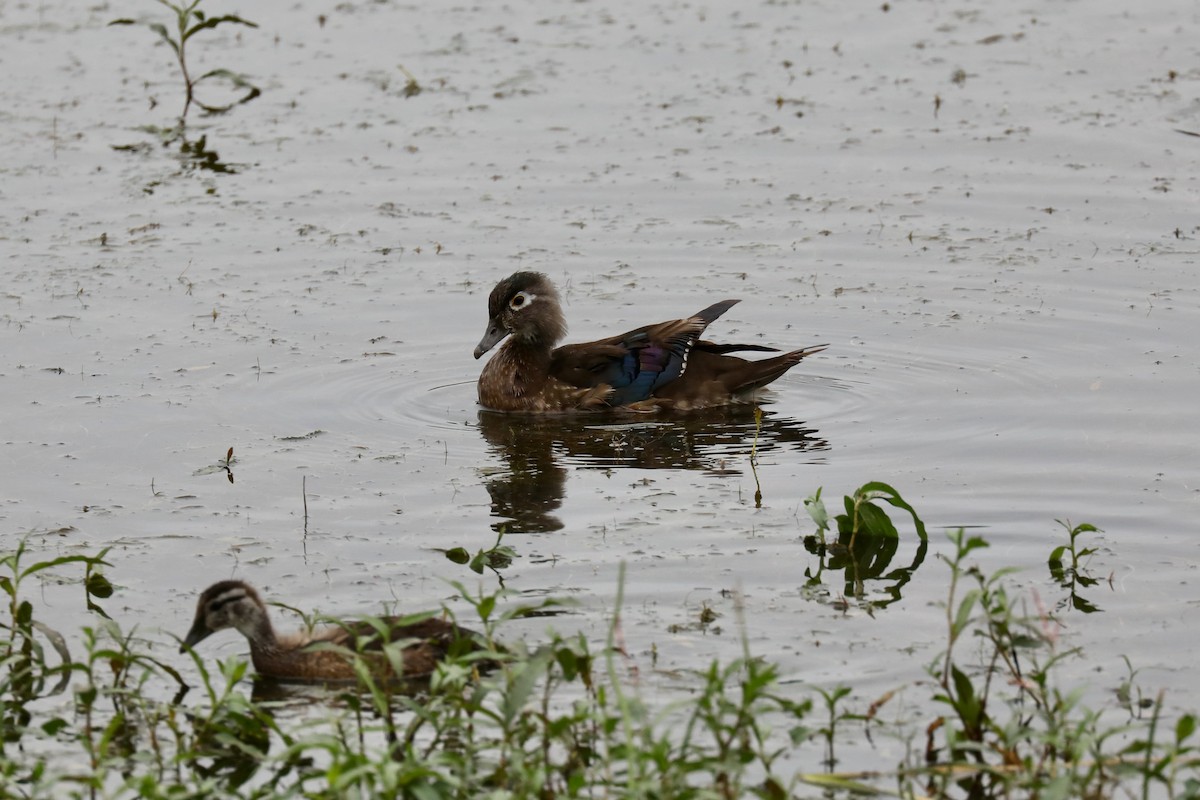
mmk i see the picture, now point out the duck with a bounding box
[180,580,487,683]
[473,271,826,412]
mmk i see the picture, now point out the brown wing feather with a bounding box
[654,345,828,405]
[262,617,487,682]
[549,312,726,391]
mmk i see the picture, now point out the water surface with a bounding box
[2,0,1198,772]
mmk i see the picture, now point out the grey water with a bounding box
[2,0,1198,771]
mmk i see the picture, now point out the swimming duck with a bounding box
[180,580,485,682]
[473,271,826,412]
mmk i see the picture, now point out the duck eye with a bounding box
[510,291,533,310]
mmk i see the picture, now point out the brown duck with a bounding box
[180,580,485,682]
[474,271,826,412]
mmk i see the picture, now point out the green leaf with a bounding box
[859,481,928,539]
[444,547,469,565]
[1122,740,1151,755]
[1048,549,1066,582]
[1177,714,1196,743]
[1009,634,1043,650]
[41,717,70,736]
[953,589,980,635]
[181,13,258,45]
[803,488,828,530]
[86,572,114,599]
[555,646,579,680]
[21,553,110,579]
[856,500,898,538]
[962,534,990,555]
[950,665,981,726]
[147,22,180,55]
[796,773,887,794]
[483,546,514,570]
[193,69,262,114]
[500,658,543,726]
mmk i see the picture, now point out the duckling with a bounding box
[180,580,484,682]
[474,271,826,412]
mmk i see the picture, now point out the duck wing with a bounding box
[550,300,739,405]
[653,343,829,401]
[311,616,488,678]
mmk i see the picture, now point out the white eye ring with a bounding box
[510,291,535,310]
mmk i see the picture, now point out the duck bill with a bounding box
[474,319,509,359]
[180,622,212,653]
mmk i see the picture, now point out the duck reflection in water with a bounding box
[476,407,829,534]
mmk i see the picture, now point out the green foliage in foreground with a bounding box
[2,485,1198,798]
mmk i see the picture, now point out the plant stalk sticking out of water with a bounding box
[110,0,260,122]
[749,406,764,507]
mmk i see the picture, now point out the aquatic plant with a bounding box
[801,481,930,610]
[915,527,1196,798]
[110,0,260,121]
[804,480,928,543]
[442,529,517,580]
[1048,518,1103,612]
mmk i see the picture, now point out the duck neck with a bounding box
[519,299,567,351]
[497,337,553,388]
[240,612,286,668]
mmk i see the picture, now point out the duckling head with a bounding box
[181,580,270,653]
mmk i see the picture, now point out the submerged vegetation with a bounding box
[1,485,1196,798]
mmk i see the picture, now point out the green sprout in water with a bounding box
[802,482,930,610]
[1048,518,1103,613]
[442,529,517,585]
[110,0,260,122]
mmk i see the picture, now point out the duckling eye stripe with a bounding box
[210,591,247,610]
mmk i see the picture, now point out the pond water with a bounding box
[3,0,1198,772]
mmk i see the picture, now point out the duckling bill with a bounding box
[181,580,485,683]
[474,271,826,412]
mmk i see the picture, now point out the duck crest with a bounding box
[473,272,826,412]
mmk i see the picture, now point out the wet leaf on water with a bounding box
[41,717,70,736]
[1176,714,1196,743]
[86,572,114,599]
